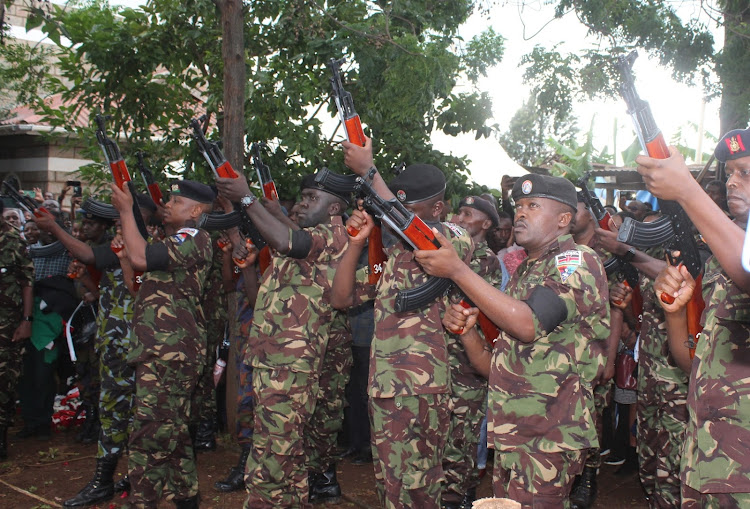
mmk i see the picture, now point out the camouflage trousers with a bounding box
[306,327,352,473]
[190,320,224,428]
[637,373,688,508]
[0,337,22,427]
[244,367,319,509]
[96,329,134,458]
[236,350,255,445]
[76,339,100,411]
[682,483,750,508]
[492,448,585,509]
[442,383,487,504]
[370,393,452,509]
[583,382,611,469]
[127,360,199,508]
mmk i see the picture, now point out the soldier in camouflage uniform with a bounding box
[640,129,750,508]
[442,196,502,509]
[112,180,215,509]
[418,174,610,507]
[37,196,156,508]
[190,230,229,452]
[216,172,369,508]
[339,138,474,509]
[0,203,34,460]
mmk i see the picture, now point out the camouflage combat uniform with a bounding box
[442,239,501,505]
[126,227,212,507]
[369,222,473,509]
[244,217,370,508]
[91,245,138,459]
[233,271,257,446]
[680,255,750,507]
[306,310,353,473]
[636,270,688,508]
[0,228,34,426]
[487,234,609,506]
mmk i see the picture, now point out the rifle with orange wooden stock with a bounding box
[135,151,165,206]
[328,57,386,284]
[615,50,704,357]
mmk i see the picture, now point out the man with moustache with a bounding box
[414,174,610,507]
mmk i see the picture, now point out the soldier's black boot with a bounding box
[113,475,130,493]
[460,487,477,509]
[310,463,341,504]
[75,402,99,444]
[193,418,216,452]
[214,445,251,492]
[569,466,598,509]
[0,426,7,460]
[174,495,199,508]
[62,455,117,507]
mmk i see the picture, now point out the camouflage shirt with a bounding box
[369,222,473,398]
[128,227,213,364]
[682,255,750,493]
[0,228,34,334]
[249,217,372,373]
[487,234,609,453]
[448,239,502,390]
[92,246,135,351]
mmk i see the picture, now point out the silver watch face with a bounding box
[241,195,254,207]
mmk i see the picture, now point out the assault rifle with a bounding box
[1,181,66,257]
[578,177,643,330]
[615,50,704,357]
[94,114,148,239]
[327,57,387,283]
[189,116,266,250]
[251,143,278,201]
[135,151,165,206]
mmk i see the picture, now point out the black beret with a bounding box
[135,193,158,214]
[511,174,577,212]
[458,196,500,227]
[388,163,446,204]
[170,180,216,204]
[79,197,118,222]
[715,129,750,163]
[301,173,351,206]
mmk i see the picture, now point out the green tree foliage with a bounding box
[10,0,505,201]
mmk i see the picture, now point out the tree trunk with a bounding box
[219,0,246,173]
[719,1,750,136]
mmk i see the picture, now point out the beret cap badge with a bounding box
[521,180,533,194]
[396,190,407,202]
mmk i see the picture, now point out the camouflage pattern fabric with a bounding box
[682,255,750,494]
[682,483,750,508]
[442,240,500,503]
[584,382,611,470]
[191,234,228,428]
[487,234,609,504]
[369,222,473,508]
[245,217,372,507]
[231,273,256,445]
[306,310,353,473]
[0,228,34,426]
[371,393,452,509]
[93,261,137,459]
[127,360,199,506]
[126,227,212,505]
[493,449,585,507]
[244,367,318,509]
[636,269,688,506]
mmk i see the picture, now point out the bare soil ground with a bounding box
[0,423,649,509]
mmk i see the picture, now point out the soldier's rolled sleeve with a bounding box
[525,285,569,335]
[15,244,34,287]
[93,244,120,271]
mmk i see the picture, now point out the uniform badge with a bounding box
[521,180,532,194]
[444,222,465,238]
[727,135,745,155]
[396,190,407,202]
[555,250,582,283]
[465,197,474,205]
[172,227,199,245]
[171,183,180,193]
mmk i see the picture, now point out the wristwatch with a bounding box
[621,246,636,263]
[240,194,256,208]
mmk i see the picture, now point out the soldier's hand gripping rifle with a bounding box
[578,176,643,329]
[1,181,66,257]
[615,50,704,357]
[135,151,165,206]
[94,114,148,239]
[189,116,266,250]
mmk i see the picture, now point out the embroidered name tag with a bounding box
[555,250,582,283]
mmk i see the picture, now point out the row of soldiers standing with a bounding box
[2,125,750,509]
